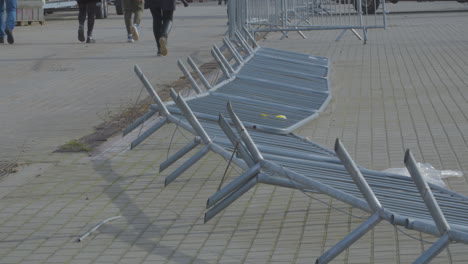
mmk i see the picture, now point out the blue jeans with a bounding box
[0,0,16,38]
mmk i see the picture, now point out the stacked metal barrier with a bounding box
[228,0,386,41]
[124,30,468,263]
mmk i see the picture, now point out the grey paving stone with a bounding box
[1,3,468,264]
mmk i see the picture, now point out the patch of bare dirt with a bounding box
[55,61,219,153]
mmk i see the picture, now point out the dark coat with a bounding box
[145,0,176,10]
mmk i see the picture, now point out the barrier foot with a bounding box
[164,145,210,186]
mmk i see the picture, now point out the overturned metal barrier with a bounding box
[122,33,468,263]
[125,30,331,147]
[209,103,468,263]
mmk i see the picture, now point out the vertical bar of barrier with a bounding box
[335,139,382,212]
[228,0,235,38]
[172,90,212,144]
[404,150,450,235]
[177,59,203,94]
[134,65,170,117]
[211,48,232,79]
[164,145,210,186]
[223,37,244,66]
[226,101,264,162]
[159,137,201,172]
[187,57,212,91]
[130,117,168,149]
[218,114,256,167]
[316,212,381,264]
[213,44,235,73]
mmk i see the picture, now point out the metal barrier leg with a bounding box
[213,44,235,74]
[315,139,392,263]
[404,150,450,235]
[242,25,259,48]
[177,59,203,94]
[187,57,212,90]
[130,117,168,149]
[159,137,201,172]
[211,48,231,79]
[404,150,455,263]
[316,212,382,264]
[122,109,155,136]
[223,37,243,66]
[134,65,171,116]
[218,113,255,167]
[204,176,257,223]
[164,145,210,186]
[206,163,261,208]
[172,91,212,144]
[413,234,450,264]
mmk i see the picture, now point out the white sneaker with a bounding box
[127,34,134,43]
[131,24,139,41]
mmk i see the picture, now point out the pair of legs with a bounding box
[78,1,96,43]
[0,0,16,44]
[149,8,173,56]
[123,0,143,41]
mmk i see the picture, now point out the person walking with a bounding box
[123,0,144,42]
[77,0,99,43]
[145,0,176,56]
[0,0,16,44]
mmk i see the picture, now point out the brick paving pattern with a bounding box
[1,2,468,263]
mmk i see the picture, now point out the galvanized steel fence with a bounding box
[228,0,386,41]
[123,32,468,263]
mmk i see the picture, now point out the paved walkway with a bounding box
[0,2,227,162]
[1,2,468,263]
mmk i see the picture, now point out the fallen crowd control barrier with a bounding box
[123,30,468,263]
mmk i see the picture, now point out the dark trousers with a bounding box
[78,1,96,36]
[149,8,173,49]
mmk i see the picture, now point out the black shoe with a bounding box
[157,50,161,56]
[5,28,14,44]
[0,37,4,44]
[78,26,85,42]
[86,36,96,43]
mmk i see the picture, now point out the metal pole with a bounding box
[223,37,244,65]
[413,234,450,264]
[235,31,254,55]
[187,57,212,90]
[122,109,155,136]
[204,176,257,223]
[404,150,451,235]
[206,163,261,208]
[130,117,168,149]
[334,139,382,212]
[177,59,203,94]
[134,65,170,116]
[226,101,264,162]
[211,48,232,79]
[228,0,235,38]
[243,25,259,48]
[159,137,201,172]
[213,44,235,74]
[316,212,381,264]
[164,145,210,186]
[172,91,212,144]
[218,113,256,167]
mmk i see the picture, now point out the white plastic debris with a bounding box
[382,163,463,187]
